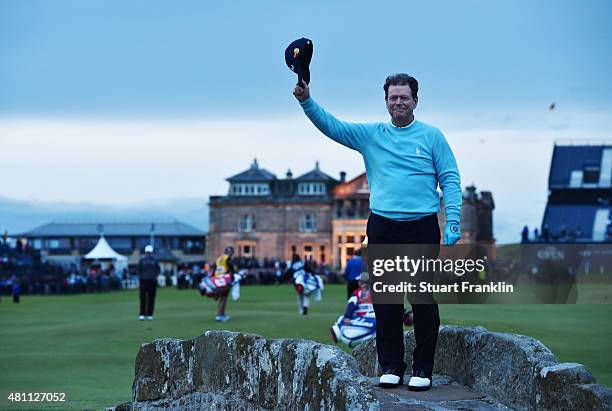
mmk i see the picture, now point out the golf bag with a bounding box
[289,259,324,315]
[331,313,376,347]
[199,270,244,300]
[331,285,376,347]
[292,260,324,300]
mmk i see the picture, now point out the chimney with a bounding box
[465,185,477,201]
[480,191,495,209]
[340,171,346,183]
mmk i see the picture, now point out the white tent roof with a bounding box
[84,235,128,261]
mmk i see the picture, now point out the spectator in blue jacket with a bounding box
[344,249,362,299]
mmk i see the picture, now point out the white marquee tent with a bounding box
[84,235,128,272]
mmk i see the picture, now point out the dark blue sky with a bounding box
[1,0,611,117]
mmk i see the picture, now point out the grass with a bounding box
[0,285,611,410]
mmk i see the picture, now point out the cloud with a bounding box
[1,107,611,244]
[0,116,363,203]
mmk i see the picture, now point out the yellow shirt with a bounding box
[214,254,232,277]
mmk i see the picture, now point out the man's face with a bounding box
[386,85,417,123]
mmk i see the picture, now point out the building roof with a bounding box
[227,159,277,182]
[20,219,205,237]
[209,195,332,206]
[296,161,337,182]
[333,172,369,199]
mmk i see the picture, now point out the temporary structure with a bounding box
[84,235,128,272]
[85,235,127,261]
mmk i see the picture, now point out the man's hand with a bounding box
[443,220,461,246]
[342,317,351,325]
[293,80,310,102]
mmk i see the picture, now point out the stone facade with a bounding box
[208,160,338,264]
[209,202,333,263]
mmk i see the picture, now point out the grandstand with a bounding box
[541,142,612,242]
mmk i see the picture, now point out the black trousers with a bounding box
[367,212,441,377]
[347,280,359,299]
[139,279,157,316]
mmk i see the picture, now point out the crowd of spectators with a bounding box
[520,224,602,243]
[0,265,126,296]
[1,241,127,296]
[1,238,345,297]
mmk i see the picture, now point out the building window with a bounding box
[360,235,366,243]
[182,238,204,254]
[337,235,342,244]
[346,235,355,243]
[45,238,71,255]
[304,244,314,260]
[137,238,162,251]
[299,214,317,232]
[237,241,256,257]
[76,238,98,253]
[298,182,325,195]
[169,238,179,249]
[238,214,256,232]
[45,238,70,249]
[108,237,132,252]
[230,183,269,196]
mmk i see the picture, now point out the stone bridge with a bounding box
[111,326,612,410]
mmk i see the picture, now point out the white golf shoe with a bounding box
[408,371,432,391]
[379,370,403,388]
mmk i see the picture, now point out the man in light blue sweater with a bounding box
[294,74,461,391]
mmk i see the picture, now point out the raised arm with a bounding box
[293,81,369,152]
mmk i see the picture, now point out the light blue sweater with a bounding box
[300,97,461,222]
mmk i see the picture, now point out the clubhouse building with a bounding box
[208,159,495,269]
